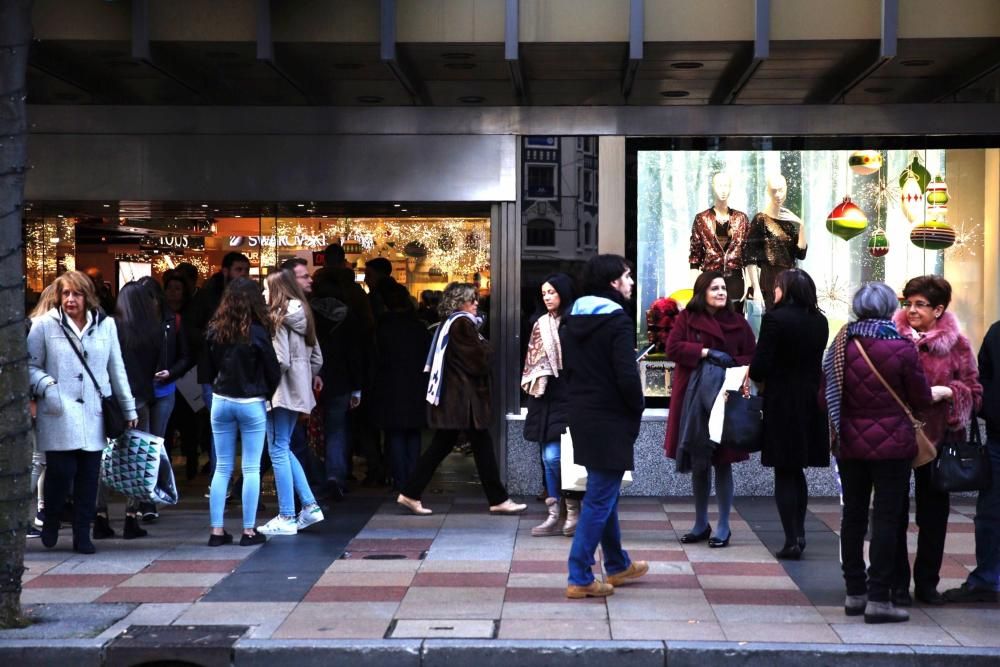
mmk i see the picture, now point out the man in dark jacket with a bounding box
[944,320,1000,603]
[561,254,647,599]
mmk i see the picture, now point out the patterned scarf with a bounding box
[424,311,477,406]
[822,318,903,455]
[521,314,562,397]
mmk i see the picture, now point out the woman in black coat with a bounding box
[749,268,829,560]
[373,283,432,491]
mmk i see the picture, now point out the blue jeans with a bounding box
[385,428,421,490]
[210,398,266,529]
[322,391,351,487]
[267,407,317,517]
[149,391,176,440]
[968,437,1000,591]
[202,384,217,475]
[541,440,561,498]
[567,467,631,586]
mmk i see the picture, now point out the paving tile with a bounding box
[165,546,257,560]
[346,538,433,552]
[704,589,811,606]
[692,562,786,576]
[605,589,715,621]
[395,586,505,619]
[304,586,408,602]
[610,619,725,641]
[722,622,842,643]
[683,546,776,562]
[922,607,1000,625]
[510,561,602,574]
[618,574,700,589]
[814,605,938,626]
[647,561,695,575]
[23,574,130,588]
[314,571,414,587]
[501,601,609,620]
[510,550,572,561]
[499,619,610,639]
[506,573,572,588]
[172,601,297,640]
[504,588,606,603]
[118,573,227,588]
[697,575,798,590]
[22,560,61,576]
[418,560,511,573]
[623,549,688,562]
[97,585,207,603]
[354,528,441,539]
[411,572,507,587]
[944,624,1000,647]
[47,555,165,575]
[20,587,109,603]
[95,603,192,641]
[711,604,826,624]
[143,560,241,573]
[619,520,672,530]
[273,615,391,640]
[325,558,422,573]
[832,622,959,645]
[393,619,496,639]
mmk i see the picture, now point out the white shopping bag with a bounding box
[708,365,761,445]
[175,367,205,412]
[559,429,633,493]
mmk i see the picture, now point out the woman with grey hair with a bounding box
[821,281,933,624]
[397,282,525,515]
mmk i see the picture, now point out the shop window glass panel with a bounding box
[526,219,556,248]
[526,164,556,199]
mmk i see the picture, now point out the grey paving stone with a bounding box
[391,619,496,639]
[0,603,134,639]
[0,640,104,667]
[664,641,916,667]
[422,639,665,667]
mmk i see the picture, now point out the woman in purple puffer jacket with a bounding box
[821,282,933,625]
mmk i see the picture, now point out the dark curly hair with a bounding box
[206,277,272,344]
[903,274,952,311]
[686,271,731,315]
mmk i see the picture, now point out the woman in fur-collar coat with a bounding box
[890,275,982,606]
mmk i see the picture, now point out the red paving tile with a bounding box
[952,554,978,566]
[510,561,599,574]
[940,561,974,578]
[619,504,668,513]
[692,562,786,576]
[504,588,605,603]
[411,572,508,587]
[627,550,688,562]
[24,574,130,589]
[345,539,433,552]
[704,589,811,606]
[97,587,207,603]
[143,560,242,573]
[619,520,673,530]
[304,586,408,602]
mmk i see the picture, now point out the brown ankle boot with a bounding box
[531,498,561,536]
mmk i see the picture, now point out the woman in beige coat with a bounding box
[257,268,325,536]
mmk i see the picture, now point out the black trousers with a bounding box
[894,461,950,594]
[43,449,102,538]
[774,466,808,545]
[839,457,911,602]
[401,429,508,506]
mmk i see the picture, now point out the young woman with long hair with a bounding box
[257,269,325,535]
[201,277,281,546]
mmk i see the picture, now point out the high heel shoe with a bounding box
[775,543,802,560]
[708,532,731,548]
[679,525,711,544]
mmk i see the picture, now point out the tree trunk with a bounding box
[0,0,34,630]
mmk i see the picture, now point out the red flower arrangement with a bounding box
[646,297,680,353]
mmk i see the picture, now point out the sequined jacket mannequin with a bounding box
[747,174,807,310]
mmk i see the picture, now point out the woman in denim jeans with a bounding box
[200,278,281,547]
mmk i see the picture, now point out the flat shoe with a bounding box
[708,533,731,548]
[397,494,432,515]
[679,525,711,544]
[489,499,527,515]
[775,544,802,560]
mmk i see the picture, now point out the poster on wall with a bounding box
[117,260,152,290]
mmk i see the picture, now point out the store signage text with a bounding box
[229,234,328,249]
[140,235,205,251]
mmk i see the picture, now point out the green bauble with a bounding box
[867,229,889,257]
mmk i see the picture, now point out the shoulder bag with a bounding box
[720,368,764,452]
[931,410,992,493]
[853,339,936,468]
[59,321,128,440]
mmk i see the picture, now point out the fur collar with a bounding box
[892,309,961,356]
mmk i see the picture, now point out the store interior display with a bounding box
[688,172,751,310]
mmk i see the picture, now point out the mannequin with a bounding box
[688,173,751,313]
[746,174,807,310]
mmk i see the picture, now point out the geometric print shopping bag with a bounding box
[100,429,180,505]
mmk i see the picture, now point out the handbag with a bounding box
[930,411,993,493]
[101,428,180,504]
[59,320,128,440]
[559,429,633,493]
[720,368,764,452]
[853,339,937,468]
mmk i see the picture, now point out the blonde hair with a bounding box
[266,268,317,347]
[30,283,61,319]
[438,282,477,318]
[52,270,100,312]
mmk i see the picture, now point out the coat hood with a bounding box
[311,296,348,325]
[283,299,308,335]
[47,307,107,328]
[564,296,627,339]
[892,309,962,356]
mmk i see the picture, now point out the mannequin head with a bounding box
[711,173,732,205]
[766,174,787,208]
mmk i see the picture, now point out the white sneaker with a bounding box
[257,515,298,536]
[297,505,325,530]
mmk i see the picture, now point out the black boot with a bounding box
[123,515,148,539]
[41,520,59,548]
[73,526,96,554]
[93,514,116,539]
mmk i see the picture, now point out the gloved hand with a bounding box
[930,385,953,402]
[705,349,736,368]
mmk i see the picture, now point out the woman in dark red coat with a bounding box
[665,271,756,548]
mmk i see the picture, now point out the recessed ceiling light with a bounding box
[660,90,690,98]
[103,204,111,208]
[442,52,474,60]
[670,62,703,69]
[201,203,208,208]
[444,63,476,70]
[459,96,485,103]
[297,203,305,207]
[864,86,892,94]
[394,203,401,207]
[900,59,933,67]
[234,214,241,218]
[357,95,384,104]
[401,209,408,212]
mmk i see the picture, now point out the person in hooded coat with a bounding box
[561,255,648,599]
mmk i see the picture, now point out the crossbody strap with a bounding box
[58,318,107,399]
[852,338,922,427]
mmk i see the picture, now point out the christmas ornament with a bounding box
[668,288,694,309]
[849,150,882,176]
[898,155,932,193]
[867,228,889,257]
[925,175,949,219]
[910,220,956,250]
[826,196,868,241]
[900,175,924,224]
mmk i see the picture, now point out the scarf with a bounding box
[822,318,902,454]
[521,313,562,397]
[424,311,477,406]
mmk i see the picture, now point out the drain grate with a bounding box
[362,554,408,560]
[105,625,249,667]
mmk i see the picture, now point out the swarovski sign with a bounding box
[229,233,328,249]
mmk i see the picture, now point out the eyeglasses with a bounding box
[900,300,933,310]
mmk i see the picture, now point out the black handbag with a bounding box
[60,320,128,440]
[720,370,764,452]
[930,410,992,494]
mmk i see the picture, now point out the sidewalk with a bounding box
[4,452,1000,664]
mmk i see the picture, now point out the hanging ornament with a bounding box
[910,220,956,250]
[867,228,889,257]
[925,174,950,220]
[849,150,883,176]
[900,175,924,224]
[898,155,932,193]
[826,196,868,241]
